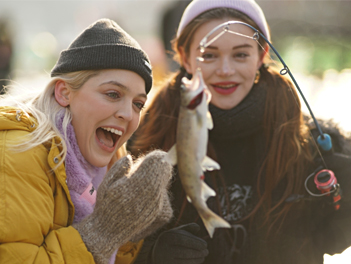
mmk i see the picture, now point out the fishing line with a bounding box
[196,20,332,166]
[252,45,329,169]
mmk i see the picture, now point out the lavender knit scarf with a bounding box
[56,111,107,224]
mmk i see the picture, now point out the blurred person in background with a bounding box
[160,0,191,72]
[129,0,351,263]
[0,18,13,94]
[0,18,173,264]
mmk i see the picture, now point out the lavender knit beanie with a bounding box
[177,0,270,41]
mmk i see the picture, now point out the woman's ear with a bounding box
[257,44,269,69]
[178,46,193,75]
[54,80,71,107]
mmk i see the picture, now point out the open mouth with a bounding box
[96,127,122,148]
[187,90,204,110]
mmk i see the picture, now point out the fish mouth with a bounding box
[96,126,123,148]
[187,90,204,110]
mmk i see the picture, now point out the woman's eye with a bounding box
[134,102,145,111]
[235,52,249,59]
[201,52,216,60]
[106,92,120,99]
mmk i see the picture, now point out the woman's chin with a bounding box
[86,154,112,168]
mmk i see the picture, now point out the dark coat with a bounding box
[134,119,351,264]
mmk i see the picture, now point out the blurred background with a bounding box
[0,0,350,126]
[0,1,350,261]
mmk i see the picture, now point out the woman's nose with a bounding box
[216,57,235,77]
[114,100,133,121]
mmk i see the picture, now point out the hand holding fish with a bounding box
[165,68,231,238]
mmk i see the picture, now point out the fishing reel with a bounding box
[306,168,342,210]
[285,167,342,211]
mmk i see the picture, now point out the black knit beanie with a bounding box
[51,18,152,94]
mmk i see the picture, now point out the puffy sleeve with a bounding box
[0,130,95,263]
[115,240,144,264]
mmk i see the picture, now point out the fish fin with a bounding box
[202,156,221,171]
[186,182,215,204]
[201,181,216,201]
[206,111,213,130]
[164,144,177,165]
[196,109,203,128]
[200,210,231,238]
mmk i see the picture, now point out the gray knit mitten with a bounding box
[130,188,172,243]
[73,150,173,264]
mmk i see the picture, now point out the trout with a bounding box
[166,68,231,238]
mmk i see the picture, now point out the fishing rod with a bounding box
[198,20,332,152]
[198,21,341,209]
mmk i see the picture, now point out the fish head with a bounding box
[180,68,211,110]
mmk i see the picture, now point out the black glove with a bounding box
[151,223,209,264]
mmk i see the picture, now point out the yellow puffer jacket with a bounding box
[0,107,142,264]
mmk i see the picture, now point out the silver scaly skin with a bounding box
[165,68,230,238]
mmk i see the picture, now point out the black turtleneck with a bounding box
[211,132,260,187]
[190,82,266,263]
[208,82,267,189]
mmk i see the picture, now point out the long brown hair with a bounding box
[129,8,313,231]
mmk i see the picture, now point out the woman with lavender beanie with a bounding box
[129,0,351,263]
[0,19,173,264]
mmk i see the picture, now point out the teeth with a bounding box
[101,127,123,136]
[216,84,236,88]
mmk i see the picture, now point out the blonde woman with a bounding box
[0,19,173,264]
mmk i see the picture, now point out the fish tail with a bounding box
[199,209,231,238]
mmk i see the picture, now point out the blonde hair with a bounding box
[1,70,101,167]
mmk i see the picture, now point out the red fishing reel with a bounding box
[314,169,341,210]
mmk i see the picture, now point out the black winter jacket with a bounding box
[132,119,351,264]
